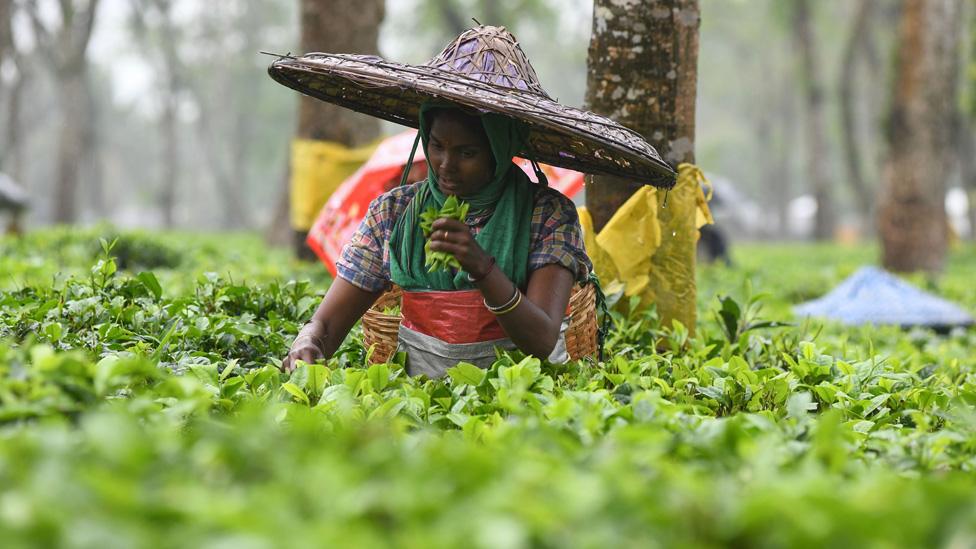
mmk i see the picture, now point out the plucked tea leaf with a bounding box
[448,362,487,386]
[136,271,163,300]
[281,382,310,406]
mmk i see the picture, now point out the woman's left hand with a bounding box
[428,218,494,278]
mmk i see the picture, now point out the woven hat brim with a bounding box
[268,53,676,187]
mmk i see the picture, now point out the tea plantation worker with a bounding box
[287,105,592,376]
[269,25,676,377]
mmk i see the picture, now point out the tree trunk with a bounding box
[755,99,776,233]
[1,63,27,184]
[228,101,256,229]
[584,0,700,332]
[878,0,964,273]
[774,62,797,237]
[210,8,264,231]
[266,166,293,247]
[53,69,88,223]
[959,117,976,240]
[757,40,791,238]
[3,75,26,182]
[153,0,182,228]
[1,2,25,183]
[0,0,11,162]
[30,0,101,225]
[129,0,179,227]
[584,0,699,231]
[962,5,976,241]
[839,0,877,229]
[792,0,834,240]
[83,68,103,219]
[160,87,178,227]
[281,0,384,257]
[296,0,383,143]
[191,103,248,229]
[0,0,9,56]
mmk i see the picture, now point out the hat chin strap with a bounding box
[530,159,549,186]
[399,131,424,188]
[398,106,549,190]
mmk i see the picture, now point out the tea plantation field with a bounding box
[2,227,976,548]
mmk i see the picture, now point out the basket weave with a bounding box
[362,284,598,364]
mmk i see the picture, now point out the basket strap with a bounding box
[587,272,611,361]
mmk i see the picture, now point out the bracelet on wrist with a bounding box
[485,284,521,315]
[466,256,496,283]
[491,291,522,315]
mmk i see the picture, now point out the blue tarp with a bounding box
[793,266,974,328]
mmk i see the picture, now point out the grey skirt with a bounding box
[396,319,570,378]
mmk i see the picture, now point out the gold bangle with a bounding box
[492,290,522,316]
[485,284,519,312]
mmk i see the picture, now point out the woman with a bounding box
[282,104,590,376]
[269,25,676,375]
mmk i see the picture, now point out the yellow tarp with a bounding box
[290,138,378,231]
[579,163,713,334]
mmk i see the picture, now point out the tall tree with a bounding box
[584,0,699,229]
[961,114,976,240]
[838,0,879,228]
[878,0,964,272]
[755,6,795,237]
[0,0,27,181]
[772,51,799,237]
[791,0,834,240]
[27,0,101,224]
[295,0,382,146]
[274,0,384,255]
[0,2,10,67]
[130,0,184,228]
[584,0,700,331]
[961,5,976,240]
[192,2,266,230]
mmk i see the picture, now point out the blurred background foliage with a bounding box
[1,0,972,240]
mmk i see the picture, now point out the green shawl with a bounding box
[389,104,536,291]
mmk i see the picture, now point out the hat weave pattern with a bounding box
[269,26,676,187]
[425,27,548,98]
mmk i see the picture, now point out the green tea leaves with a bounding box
[419,195,470,272]
[136,271,163,300]
[2,229,976,546]
[447,362,487,387]
[281,382,310,406]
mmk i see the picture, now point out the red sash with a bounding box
[401,289,507,344]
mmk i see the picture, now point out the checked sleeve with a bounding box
[528,188,593,283]
[335,192,402,292]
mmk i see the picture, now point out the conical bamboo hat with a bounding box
[268,25,676,187]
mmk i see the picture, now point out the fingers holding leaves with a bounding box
[421,196,470,273]
[281,335,325,373]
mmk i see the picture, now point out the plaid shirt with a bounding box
[337,182,592,292]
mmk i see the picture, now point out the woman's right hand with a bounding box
[281,325,326,373]
[278,279,385,375]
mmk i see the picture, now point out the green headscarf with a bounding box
[389,103,537,291]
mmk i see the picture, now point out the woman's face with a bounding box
[427,110,494,198]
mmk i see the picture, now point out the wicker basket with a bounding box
[362,284,598,364]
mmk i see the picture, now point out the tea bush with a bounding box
[1,230,975,548]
